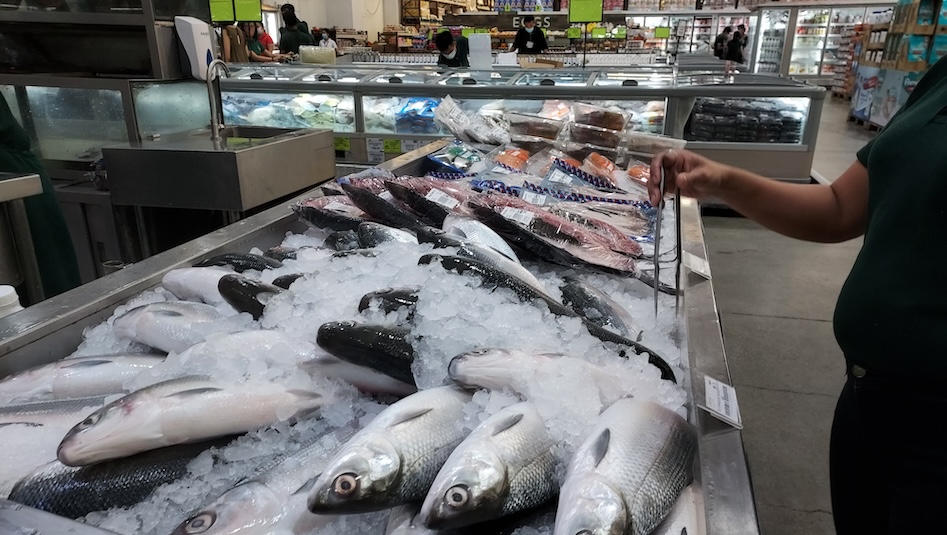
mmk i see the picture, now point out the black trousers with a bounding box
[830,368,947,534]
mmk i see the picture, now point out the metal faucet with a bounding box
[206,59,231,141]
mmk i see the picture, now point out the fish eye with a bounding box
[184,512,216,533]
[78,412,101,429]
[332,473,359,497]
[445,484,469,508]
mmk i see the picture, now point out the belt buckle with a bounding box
[851,364,867,378]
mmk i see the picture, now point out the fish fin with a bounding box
[62,359,113,368]
[591,428,610,468]
[292,474,321,496]
[390,407,433,427]
[164,387,223,399]
[0,422,42,428]
[287,389,323,400]
[636,330,643,342]
[491,413,524,436]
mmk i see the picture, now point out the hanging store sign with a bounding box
[569,0,604,23]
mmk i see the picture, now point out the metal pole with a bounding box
[6,199,44,304]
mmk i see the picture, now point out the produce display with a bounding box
[686,97,808,144]
[222,92,356,132]
[0,138,697,534]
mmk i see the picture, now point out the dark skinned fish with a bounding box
[272,273,306,290]
[194,253,282,273]
[560,277,642,341]
[358,222,418,248]
[218,274,284,320]
[325,230,360,251]
[358,287,421,315]
[316,321,415,386]
[292,196,367,232]
[264,246,300,262]
[418,254,675,383]
[341,183,422,230]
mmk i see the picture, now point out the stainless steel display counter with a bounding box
[0,140,759,535]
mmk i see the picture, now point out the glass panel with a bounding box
[824,7,866,76]
[363,96,445,134]
[25,86,127,161]
[514,71,592,86]
[790,8,830,75]
[132,81,210,138]
[593,70,674,88]
[0,86,20,127]
[437,71,519,86]
[685,97,809,144]
[692,15,714,53]
[365,71,446,84]
[0,0,142,13]
[449,98,666,134]
[230,65,315,81]
[755,9,789,74]
[222,91,356,132]
[297,69,376,83]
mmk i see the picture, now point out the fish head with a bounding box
[307,434,402,513]
[448,348,522,391]
[171,482,284,535]
[57,392,158,466]
[553,474,627,535]
[420,447,507,530]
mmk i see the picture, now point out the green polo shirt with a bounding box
[834,57,947,378]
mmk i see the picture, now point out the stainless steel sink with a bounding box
[103,126,335,212]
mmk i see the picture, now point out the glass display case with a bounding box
[685,96,810,143]
[790,8,831,75]
[24,85,128,162]
[131,81,210,138]
[754,8,790,74]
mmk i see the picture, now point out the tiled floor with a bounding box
[701,97,874,534]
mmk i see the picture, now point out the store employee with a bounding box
[434,31,470,68]
[511,15,548,54]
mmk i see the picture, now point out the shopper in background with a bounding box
[510,15,548,54]
[434,30,469,68]
[243,22,280,62]
[713,26,732,59]
[0,98,80,301]
[648,55,947,535]
[319,29,338,50]
[724,30,744,75]
[279,3,309,36]
[737,23,749,50]
[278,11,314,55]
[256,22,276,54]
[219,22,249,63]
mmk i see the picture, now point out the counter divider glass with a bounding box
[218,63,825,181]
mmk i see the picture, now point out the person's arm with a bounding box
[536,30,548,52]
[649,150,868,243]
[249,49,273,62]
[265,37,275,53]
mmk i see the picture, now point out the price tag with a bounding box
[567,27,582,39]
[379,190,394,201]
[334,137,351,151]
[682,250,711,280]
[547,168,573,184]
[383,139,402,153]
[425,188,460,209]
[500,207,535,225]
[367,138,384,163]
[402,139,421,152]
[491,165,513,174]
[701,376,743,429]
[520,190,547,206]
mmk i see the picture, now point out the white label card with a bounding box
[520,190,547,206]
[492,165,513,174]
[367,138,384,164]
[425,188,460,209]
[682,251,711,280]
[548,168,573,185]
[500,207,535,226]
[702,376,743,429]
[325,201,353,213]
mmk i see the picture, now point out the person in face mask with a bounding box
[510,15,548,54]
[434,30,469,68]
[319,29,338,50]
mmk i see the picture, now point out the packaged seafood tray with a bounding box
[557,140,621,163]
[0,139,757,535]
[509,134,556,155]
[426,140,488,174]
[506,112,567,140]
[572,102,629,131]
[566,123,623,149]
[624,131,688,158]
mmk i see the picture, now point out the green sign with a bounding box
[615,27,627,38]
[334,137,351,151]
[475,28,489,33]
[462,28,473,38]
[569,0,603,23]
[209,0,234,22]
[591,27,607,38]
[566,27,582,38]
[233,0,260,21]
[383,139,402,153]
[654,26,671,39]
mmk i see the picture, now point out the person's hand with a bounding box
[648,149,729,206]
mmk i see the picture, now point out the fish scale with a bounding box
[0,397,105,428]
[112,302,225,354]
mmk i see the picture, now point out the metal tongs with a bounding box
[652,165,683,317]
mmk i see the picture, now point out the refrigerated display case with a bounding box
[751,1,895,83]
[216,64,825,181]
[625,10,755,54]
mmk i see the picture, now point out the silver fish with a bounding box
[420,402,556,530]
[170,430,355,535]
[387,505,442,535]
[442,214,519,264]
[175,330,313,367]
[0,355,165,403]
[0,499,122,535]
[448,348,632,404]
[112,302,226,354]
[57,375,331,466]
[162,267,234,306]
[560,277,642,340]
[554,398,697,535]
[0,397,105,429]
[357,222,418,247]
[307,386,472,513]
[456,243,548,297]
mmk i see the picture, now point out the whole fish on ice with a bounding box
[162,267,233,306]
[9,438,233,519]
[218,274,283,320]
[301,348,417,397]
[0,355,164,402]
[358,222,418,247]
[0,499,123,535]
[0,397,106,429]
[385,178,473,228]
[316,321,415,386]
[194,253,282,273]
[324,229,360,251]
[560,277,642,340]
[554,398,697,535]
[342,183,422,230]
[420,402,557,530]
[112,302,226,354]
[174,330,313,367]
[307,386,472,513]
[442,214,519,263]
[272,273,305,290]
[358,287,420,316]
[57,375,331,466]
[292,196,367,232]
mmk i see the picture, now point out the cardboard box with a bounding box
[519,58,564,68]
[930,33,947,61]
